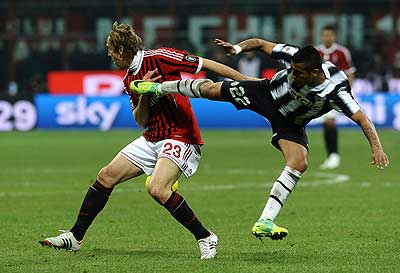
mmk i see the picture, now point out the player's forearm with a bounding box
[133,95,151,128]
[355,113,383,152]
[202,58,256,81]
[237,38,276,56]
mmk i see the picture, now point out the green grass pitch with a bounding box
[0,129,399,273]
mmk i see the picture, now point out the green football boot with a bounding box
[251,218,288,240]
[129,80,161,97]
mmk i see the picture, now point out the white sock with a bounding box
[158,79,212,98]
[258,166,302,221]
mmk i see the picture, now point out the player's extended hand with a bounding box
[371,150,389,170]
[143,69,162,82]
[214,38,236,55]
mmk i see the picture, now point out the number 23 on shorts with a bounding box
[161,142,182,158]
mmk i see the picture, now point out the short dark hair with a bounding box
[292,45,322,71]
[321,25,336,34]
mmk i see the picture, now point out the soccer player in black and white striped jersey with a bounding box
[131,38,389,240]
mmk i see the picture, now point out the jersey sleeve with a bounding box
[156,48,203,75]
[271,44,299,69]
[329,85,360,117]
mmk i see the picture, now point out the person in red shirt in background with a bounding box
[317,25,356,169]
[40,22,252,259]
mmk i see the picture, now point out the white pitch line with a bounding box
[0,172,350,197]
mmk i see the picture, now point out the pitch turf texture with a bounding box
[1,130,399,273]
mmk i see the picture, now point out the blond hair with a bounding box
[108,21,144,56]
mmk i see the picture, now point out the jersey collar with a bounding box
[128,50,144,75]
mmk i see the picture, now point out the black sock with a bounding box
[163,192,210,240]
[323,123,338,155]
[70,180,113,241]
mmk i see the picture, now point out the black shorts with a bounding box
[220,80,308,150]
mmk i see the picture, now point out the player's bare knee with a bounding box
[146,178,162,197]
[296,158,308,173]
[97,166,119,188]
[147,178,171,203]
[287,157,308,173]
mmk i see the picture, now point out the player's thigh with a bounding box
[150,157,182,190]
[119,136,159,176]
[98,153,144,186]
[220,80,271,114]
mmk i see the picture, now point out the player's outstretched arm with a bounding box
[215,38,277,56]
[351,110,389,169]
[202,58,257,81]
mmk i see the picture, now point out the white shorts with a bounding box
[120,136,201,178]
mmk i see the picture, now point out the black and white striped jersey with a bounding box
[268,44,360,126]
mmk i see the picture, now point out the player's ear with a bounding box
[310,68,320,76]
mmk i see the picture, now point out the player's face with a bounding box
[106,36,130,69]
[321,30,336,47]
[290,63,313,88]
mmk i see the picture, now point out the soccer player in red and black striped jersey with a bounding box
[40,22,251,259]
[316,25,357,170]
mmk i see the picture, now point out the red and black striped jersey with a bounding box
[316,43,356,75]
[123,48,203,144]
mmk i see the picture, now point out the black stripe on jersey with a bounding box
[154,59,176,137]
[159,59,197,70]
[154,59,166,82]
[164,95,177,125]
[274,92,294,107]
[271,51,292,63]
[281,88,321,124]
[154,57,178,138]
[327,66,341,76]
[150,58,170,140]
[329,81,355,117]
[153,58,177,139]
[141,58,157,140]
[285,105,308,121]
[161,95,177,136]
[285,91,322,123]
[269,72,288,90]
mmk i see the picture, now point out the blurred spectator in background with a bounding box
[205,45,234,82]
[317,25,356,170]
[237,51,262,78]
